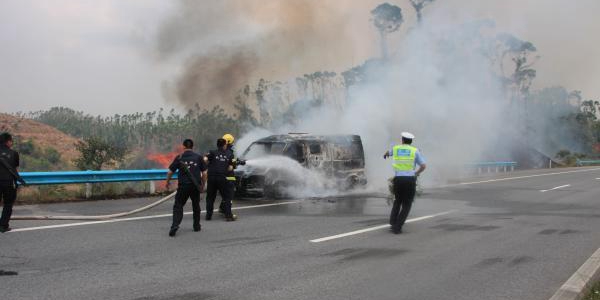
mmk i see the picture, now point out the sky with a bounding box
[1,0,599,115]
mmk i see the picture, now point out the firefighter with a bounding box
[383,132,426,234]
[205,138,237,221]
[218,134,245,217]
[165,139,207,237]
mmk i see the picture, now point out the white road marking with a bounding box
[9,201,300,233]
[310,210,456,243]
[540,184,571,192]
[453,167,600,186]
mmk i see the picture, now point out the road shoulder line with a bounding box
[549,246,600,300]
[9,201,300,233]
[451,167,600,186]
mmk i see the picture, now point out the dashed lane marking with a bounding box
[310,210,456,243]
[540,184,571,192]
[9,201,300,233]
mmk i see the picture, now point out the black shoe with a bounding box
[225,214,238,222]
[193,224,201,232]
[169,227,178,237]
[205,214,212,221]
[0,226,11,233]
[391,226,402,234]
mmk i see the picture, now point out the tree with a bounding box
[581,100,600,121]
[371,3,403,59]
[44,147,61,165]
[74,136,128,170]
[409,0,435,24]
[495,33,538,96]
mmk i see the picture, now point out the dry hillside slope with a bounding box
[0,113,80,167]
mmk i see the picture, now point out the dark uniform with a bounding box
[168,150,206,232]
[217,145,238,214]
[0,144,19,232]
[205,148,235,220]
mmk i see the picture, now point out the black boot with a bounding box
[169,227,178,237]
[193,224,201,232]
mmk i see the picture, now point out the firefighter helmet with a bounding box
[223,134,235,145]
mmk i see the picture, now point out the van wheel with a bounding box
[345,175,359,190]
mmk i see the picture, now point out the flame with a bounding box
[147,145,185,168]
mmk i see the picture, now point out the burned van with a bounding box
[235,134,367,197]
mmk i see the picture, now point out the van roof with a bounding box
[255,134,362,143]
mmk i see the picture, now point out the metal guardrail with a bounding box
[20,169,177,198]
[20,169,176,185]
[576,160,600,166]
[466,162,518,173]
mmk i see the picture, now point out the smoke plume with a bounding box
[157,0,600,193]
[157,0,370,111]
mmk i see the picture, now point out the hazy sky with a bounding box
[1,0,599,115]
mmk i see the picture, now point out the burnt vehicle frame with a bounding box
[235,134,367,197]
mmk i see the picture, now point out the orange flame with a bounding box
[147,145,185,168]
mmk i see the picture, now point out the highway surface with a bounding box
[1,167,600,300]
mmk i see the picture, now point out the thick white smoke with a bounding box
[240,19,507,190]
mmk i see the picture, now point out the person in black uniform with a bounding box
[0,133,20,233]
[165,139,207,237]
[205,138,237,221]
[218,134,245,217]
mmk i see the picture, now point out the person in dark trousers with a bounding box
[219,133,245,217]
[165,139,207,237]
[0,132,20,233]
[383,132,426,234]
[205,138,237,221]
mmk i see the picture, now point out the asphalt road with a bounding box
[1,167,600,300]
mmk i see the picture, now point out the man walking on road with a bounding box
[383,132,426,234]
[165,139,207,237]
[0,132,20,233]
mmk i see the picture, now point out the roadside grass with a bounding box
[586,281,600,300]
[16,182,170,204]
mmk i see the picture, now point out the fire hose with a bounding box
[11,191,177,221]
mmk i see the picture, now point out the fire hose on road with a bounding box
[11,191,177,221]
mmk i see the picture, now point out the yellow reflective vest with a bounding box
[392,144,417,172]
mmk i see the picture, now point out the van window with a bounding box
[309,144,321,154]
[294,144,305,162]
[243,142,286,158]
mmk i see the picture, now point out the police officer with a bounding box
[165,139,207,237]
[205,138,237,221]
[383,132,426,234]
[0,132,20,233]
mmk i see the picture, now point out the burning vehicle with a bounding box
[235,134,367,197]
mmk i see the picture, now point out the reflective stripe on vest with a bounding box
[392,144,417,172]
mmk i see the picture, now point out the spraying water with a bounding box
[242,156,340,198]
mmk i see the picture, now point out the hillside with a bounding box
[0,113,80,168]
